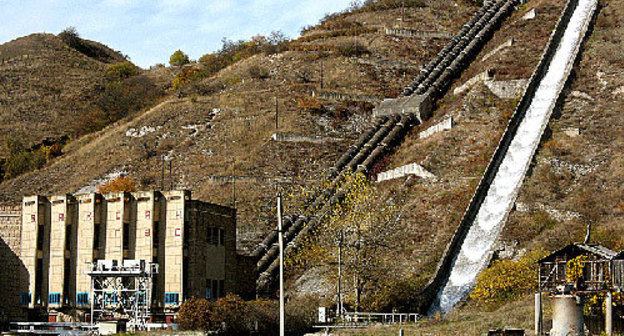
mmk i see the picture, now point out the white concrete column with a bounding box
[550,295,584,336]
[535,292,543,335]
[606,291,613,336]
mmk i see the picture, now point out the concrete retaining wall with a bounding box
[316,91,382,103]
[377,163,436,182]
[271,132,343,144]
[419,116,455,139]
[485,79,529,99]
[481,38,514,61]
[420,0,598,313]
[385,28,454,39]
[453,71,493,95]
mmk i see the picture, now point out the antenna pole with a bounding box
[169,160,173,190]
[160,158,165,190]
[275,97,279,132]
[278,193,285,336]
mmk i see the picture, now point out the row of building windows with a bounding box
[48,293,61,305]
[23,292,156,306]
[76,292,89,305]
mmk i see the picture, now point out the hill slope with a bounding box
[0,0,476,252]
[0,33,124,147]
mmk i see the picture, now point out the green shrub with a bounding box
[196,32,289,82]
[248,65,270,79]
[169,49,190,66]
[172,66,201,90]
[105,62,139,81]
[2,139,48,179]
[337,41,370,57]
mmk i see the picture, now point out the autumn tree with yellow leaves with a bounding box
[286,172,404,312]
[97,175,137,193]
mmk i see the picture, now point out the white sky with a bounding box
[0,0,355,68]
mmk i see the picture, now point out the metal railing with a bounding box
[341,312,421,324]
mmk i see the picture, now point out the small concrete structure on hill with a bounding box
[373,94,432,122]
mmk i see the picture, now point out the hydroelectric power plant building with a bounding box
[0,190,255,323]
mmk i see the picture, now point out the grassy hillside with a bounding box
[0,32,171,180]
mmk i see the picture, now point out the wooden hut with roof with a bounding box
[538,243,620,294]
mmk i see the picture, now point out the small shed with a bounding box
[538,244,617,293]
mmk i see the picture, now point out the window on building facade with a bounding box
[164,292,179,305]
[49,293,61,305]
[76,293,89,305]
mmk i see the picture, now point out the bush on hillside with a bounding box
[297,97,326,114]
[71,75,162,136]
[195,32,290,84]
[337,41,370,57]
[105,62,139,81]
[169,49,191,66]
[58,27,81,49]
[172,66,201,90]
[1,138,62,180]
[58,27,119,62]
[248,65,270,79]
[470,250,545,307]
[97,176,137,193]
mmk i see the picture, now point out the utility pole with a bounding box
[320,57,324,90]
[160,157,165,190]
[169,160,173,190]
[337,231,343,320]
[275,97,279,132]
[277,193,285,336]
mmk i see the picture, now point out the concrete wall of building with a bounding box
[21,196,50,308]
[2,190,252,321]
[0,204,27,321]
[162,191,188,308]
[185,201,237,301]
[104,192,130,261]
[75,193,100,309]
[48,195,76,309]
[132,191,157,262]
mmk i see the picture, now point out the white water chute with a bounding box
[430,0,598,314]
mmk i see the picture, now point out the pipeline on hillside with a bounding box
[254,0,521,295]
[427,0,599,314]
